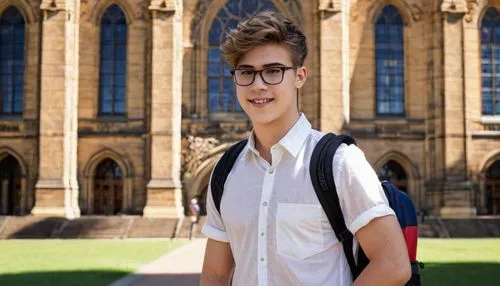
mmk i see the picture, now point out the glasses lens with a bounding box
[234,70,255,86]
[262,68,284,84]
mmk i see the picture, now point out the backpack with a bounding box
[210,133,423,285]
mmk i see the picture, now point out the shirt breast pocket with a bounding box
[276,203,335,260]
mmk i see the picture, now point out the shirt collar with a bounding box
[242,130,260,159]
[278,113,312,157]
[243,113,312,159]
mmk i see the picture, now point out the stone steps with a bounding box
[441,218,500,238]
[127,218,179,238]
[1,215,499,239]
[0,216,67,239]
[60,217,132,239]
[0,216,178,239]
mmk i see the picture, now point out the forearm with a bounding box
[200,271,232,286]
[352,259,409,286]
[200,238,234,286]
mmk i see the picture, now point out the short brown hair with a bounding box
[221,11,308,68]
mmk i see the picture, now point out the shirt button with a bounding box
[262,202,267,207]
[260,257,264,262]
[261,232,265,236]
[268,168,274,174]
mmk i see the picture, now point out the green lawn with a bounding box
[0,239,187,286]
[1,238,499,286]
[419,238,500,286]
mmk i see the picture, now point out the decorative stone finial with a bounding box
[318,0,341,12]
[40,0,64,11]
[440,0,468,14]
[149,0,175,12]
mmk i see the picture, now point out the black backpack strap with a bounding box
[310,133,361,279]
[210,140,248,215]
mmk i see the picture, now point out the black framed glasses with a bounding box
[231,66,297,86]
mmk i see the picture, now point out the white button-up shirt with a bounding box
[202,114,395,286]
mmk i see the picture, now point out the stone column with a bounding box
[32,0,80,218]
[318,0,349,133]
[438,1,476,217]
[144,0,183,217]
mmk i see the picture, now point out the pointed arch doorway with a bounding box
[485,160,500,215]
[93,158,123,215]
[0,155,22,215]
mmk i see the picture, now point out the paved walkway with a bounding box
[110,239,207,286]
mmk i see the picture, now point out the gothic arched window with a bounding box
[99,4,127,116]
[0,7,24,116]
[375,5,404,116]
[481,7,500,115]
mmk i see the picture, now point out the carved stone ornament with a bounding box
[0,122,21,132]
[318,0,341,12]
[409,4,423,22]
[440,0,468,14]
[484,124,500,131]
[149,0,175,12]
[40,0,65,11]
[181,135,220,176]
[351,0,423,23]
[190,0,303,45]
[136,0,151,20]
[464,0,479,22]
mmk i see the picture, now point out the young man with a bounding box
[200,11,411,286]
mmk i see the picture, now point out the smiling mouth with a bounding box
[248,98,274,104]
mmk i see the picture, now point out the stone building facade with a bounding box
[0,0,499,220]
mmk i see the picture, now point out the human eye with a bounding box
[265,67,282,74]
[238,69,255,75]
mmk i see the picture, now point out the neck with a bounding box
[253,111,300,164]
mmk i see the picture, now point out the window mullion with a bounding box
[387,27,390,113]
[387,24,393,114]
[9,22,15,115]
[111,23,116,115]
[219,72,224,112]
[0,24,2,115]
[496,41,499,115]
[493,43,496,105]
[493,42,496,115]
[219,57,224,112]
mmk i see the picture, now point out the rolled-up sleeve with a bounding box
[201,169,229,242]
[333,144,395,235]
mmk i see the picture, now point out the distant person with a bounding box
[189,198,200,240]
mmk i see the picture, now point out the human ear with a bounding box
[295,66,307,88]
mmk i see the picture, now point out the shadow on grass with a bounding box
[0,270,129,286]
[5,264,499,286]
[0,271,201,286]
[115,273,201,286]
[421,262,500,286]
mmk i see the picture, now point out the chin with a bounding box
[248,111,282,126]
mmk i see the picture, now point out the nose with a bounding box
[251,72,268,92]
